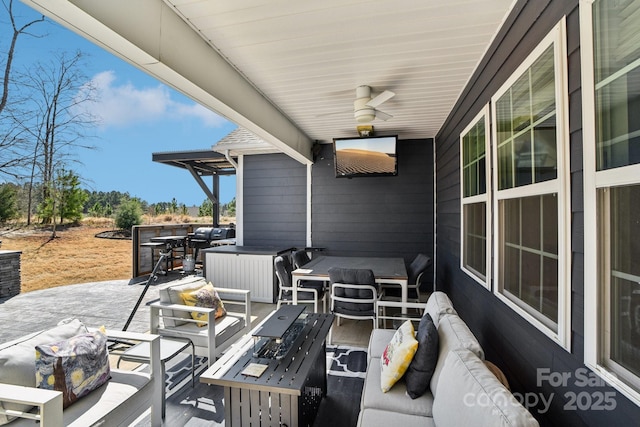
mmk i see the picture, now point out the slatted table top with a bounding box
[200,311,334,395]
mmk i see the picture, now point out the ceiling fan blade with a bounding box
[366,90,395,108]
[376,110,393,121]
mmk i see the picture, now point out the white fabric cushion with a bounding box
[358,408,436,427]
[158,276,209,326]
[425,291,457,328]
[157,312,243,350]
[432,349,539,427]
[430,313,484,397]
[8,370,151,427]
[0,319,87,425]
[361,358,434,417]
[367,329,396,361]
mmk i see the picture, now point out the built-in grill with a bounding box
[189,226,236,259]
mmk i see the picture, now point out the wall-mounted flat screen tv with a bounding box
[333,135,398,178]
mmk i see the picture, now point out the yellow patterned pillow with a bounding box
[180,283,227,327]
[380,320,419,392]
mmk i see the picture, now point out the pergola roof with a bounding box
[151,149,236,176]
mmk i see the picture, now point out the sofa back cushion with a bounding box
[432,348,539,427]
[0,319,88,425]
[425,291,457,328]
[430,313,484,396]
[158,276,209,326]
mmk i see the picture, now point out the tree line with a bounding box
[0,181,236,226]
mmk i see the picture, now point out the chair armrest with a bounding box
[212,288,252,335]
[150,301,215,315]
[104,330,162,427]
[0,384,63,426]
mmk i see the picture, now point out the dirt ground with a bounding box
[0,216,234,294]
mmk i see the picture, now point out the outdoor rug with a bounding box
[135,345,367,426]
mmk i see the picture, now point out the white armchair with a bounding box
[150,277,251,366]
[0,328,162,427]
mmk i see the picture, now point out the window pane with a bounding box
[603,184,640,381]
[521,196,541,249]
[500,195,559,329]
[496,46,557,189]
[515,132,533,186]
[534,123,558,182]
[463,202,487,278]
[498,143,513,190]
[594,1,640,170]
[461,116,487,197]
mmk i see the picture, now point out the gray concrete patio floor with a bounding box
[0,272,193,343]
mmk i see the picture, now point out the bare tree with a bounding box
[0,0,44,115]
[20,51,98,225]
[0,0,45,179]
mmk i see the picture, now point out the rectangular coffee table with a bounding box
[200,309,334,427]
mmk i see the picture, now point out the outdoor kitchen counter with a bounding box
[202,245,294,256]
[202,246,295,303]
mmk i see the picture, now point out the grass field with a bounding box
[0,215,233,294]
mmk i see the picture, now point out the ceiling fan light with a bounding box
[354,97,375,122]
[355,110,375,123]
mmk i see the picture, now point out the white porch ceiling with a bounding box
[163,0,515,143]
[21,0,515,160]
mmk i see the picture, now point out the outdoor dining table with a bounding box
[291,255,409,314]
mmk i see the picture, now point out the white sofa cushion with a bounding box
[361,358,434,417]
[367,329,395,360]
[0,319,87,425]
[425,291,457,328]
[432,349,539,427]
[8,370,151,427]
[358,408,436,427]
[157,312,243,350]
[430,313,484,397]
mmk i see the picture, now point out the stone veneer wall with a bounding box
[0,250,21,298]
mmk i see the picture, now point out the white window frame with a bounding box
[580,0,640,406]
[460,105,492,289]
[491,19,571,349]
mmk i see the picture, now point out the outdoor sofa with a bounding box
[0,319,162,427]
[359,292,540,426]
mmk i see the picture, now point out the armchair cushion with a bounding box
[35,329,111,408]
[0,318,87,425]
[159,276,210,327]
[180,283,227,326]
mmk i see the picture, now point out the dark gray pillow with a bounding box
[405,313,439,399]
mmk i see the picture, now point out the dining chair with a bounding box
[274,255,326,313]
[381,253,432,303]
[328,267,379,343]
[292,249,311,269]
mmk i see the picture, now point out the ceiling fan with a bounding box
[353,85,395,123]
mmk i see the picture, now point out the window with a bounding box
[460,106,491,287]
[491,20,570,347]
[582,0,640,405]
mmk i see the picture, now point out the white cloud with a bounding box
[84,71,227,128]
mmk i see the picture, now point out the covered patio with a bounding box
[7,0,640,425]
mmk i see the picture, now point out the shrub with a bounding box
[115,200,142,231]
[0,184,19,222]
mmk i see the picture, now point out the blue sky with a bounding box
[5,2,237,206]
